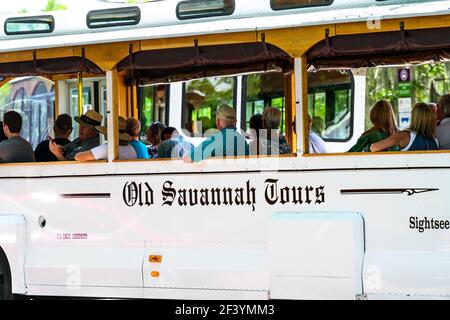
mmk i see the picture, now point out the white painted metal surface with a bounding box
[0,0,449,301]
[0,215,27,294]
[0,1,448,52]
[0,151,449,299]
[269,212,364,299]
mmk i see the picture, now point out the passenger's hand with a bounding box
[49,140,65,160]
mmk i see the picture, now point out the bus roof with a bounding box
[0,0,448,53]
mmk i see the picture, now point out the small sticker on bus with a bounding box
[56,233,88,240]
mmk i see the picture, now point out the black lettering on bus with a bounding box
[162,181,176,206]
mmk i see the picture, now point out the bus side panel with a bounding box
[269,212,364,299]
[0,215,27,295]
[21,177,144,294]
[139,174,269,296]
[333,168,450,298]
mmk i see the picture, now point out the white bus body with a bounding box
[0,0,449,300]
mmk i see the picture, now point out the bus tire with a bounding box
[0,247,13,300]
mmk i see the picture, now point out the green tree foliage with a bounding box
[187,77,234,111]
[43,0,67,12]
[18,0,66,14]
[186,77,234,132]
[0,82,11,107]
[365,62,450,130]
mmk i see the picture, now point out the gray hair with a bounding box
[262,107,281,129]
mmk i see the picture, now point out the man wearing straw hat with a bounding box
[49,110,101,161]
[74,116,137,161]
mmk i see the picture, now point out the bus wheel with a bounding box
[0,249,13,300]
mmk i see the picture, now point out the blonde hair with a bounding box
[369,100,398,135]
[263,107,282,129]
[409,102,436,138]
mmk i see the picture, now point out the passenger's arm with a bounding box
[49,140,67,161]
[74,150,95,161]
[370,132,408,152]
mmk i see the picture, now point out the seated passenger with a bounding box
[0,121,6,143]
[126,117,149,159]
[35,114,73,162]
[0,110,35,163]
[161,126,177,142]
[308,115,327,154]
[74,116,136,161]
[253,107,290,155]
[146,122,166,159]
[436,94,450,149]
[248,114,263,155]
[348,100,399,152]
[371,102,439,152]
[311,116,325,136]
[428,102,438,124]
[185,104,249,162]
[158,127,193,159]
[49,110,101,161]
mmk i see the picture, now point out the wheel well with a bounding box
[0,246,8,266]
[0,246,12,286]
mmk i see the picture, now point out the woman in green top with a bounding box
[348,100,400,152]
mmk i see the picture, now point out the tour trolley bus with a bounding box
[0,0,450,300]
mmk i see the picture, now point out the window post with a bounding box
[106,70,119,162]
[294,56,308,155]
[284,72,295,151]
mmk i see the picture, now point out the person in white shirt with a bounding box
[75,116,137,161]
[436,94,450,150]
[308,114,327,153]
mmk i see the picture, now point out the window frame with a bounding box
[180,76,238,137]
[240,72,287,135]
[137,84,171,138]
[307,71,355,143]
[176,0,236,20]
[270,0,334,11]
[86,6,141,29]
[4,15,54,36]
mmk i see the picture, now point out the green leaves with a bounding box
[366,62,450,130]
[43,0,67,12]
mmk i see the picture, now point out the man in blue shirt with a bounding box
[185,104,249,162]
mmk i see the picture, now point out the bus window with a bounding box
[242,72,286,135]
[271,0,334,10]
[308,70,353,142]
[181,76,236,136]
[137,84,169,138]
[177,0,235,20]
[67,78,107,142]
[0,78,55,149]
[4,15,54,35]
[70,87,92,116]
